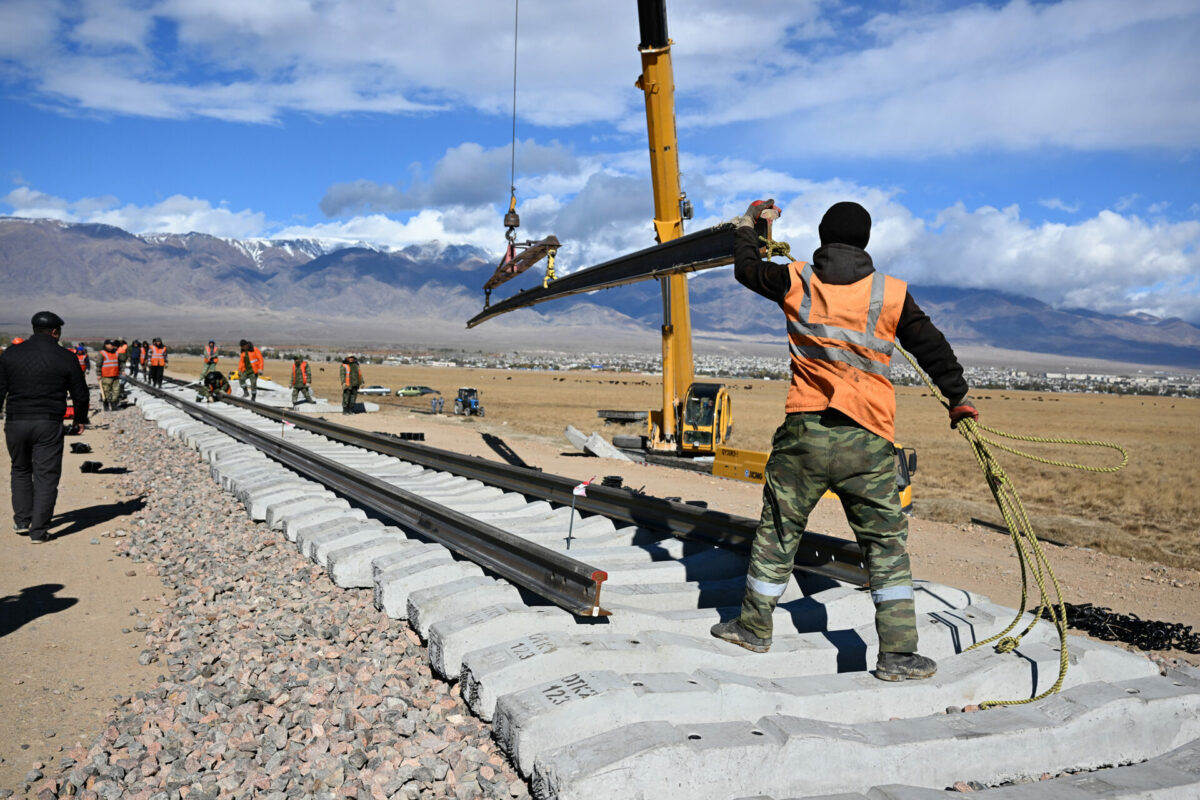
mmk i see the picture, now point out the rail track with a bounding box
[128,378,1200,799]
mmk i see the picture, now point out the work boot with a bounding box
[251,392,257,401]
[709,619,771,653]
[29,529,50,544]
[874,651,937,682]
[14,524,30,537]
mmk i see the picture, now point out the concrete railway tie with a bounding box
[129,387,1200,799]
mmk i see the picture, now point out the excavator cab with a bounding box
[679,382,731,453]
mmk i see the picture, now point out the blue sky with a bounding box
[2,0,1199,323]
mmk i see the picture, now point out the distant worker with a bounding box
[290,355,314,408]
[710,200,977,683]
[238,340,264,401]
[128,339,143,379]
[0,311,90,543]
[96,339,122,411]
[436,394,444,414]
[74,345,89,373]
[198,369,232,403]
[339,355,363,415]
[146,337,168,388]
[430,394,438,414]
[116,338,129,374]
[201,340,220,380]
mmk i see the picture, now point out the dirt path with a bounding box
[0,395,166,791]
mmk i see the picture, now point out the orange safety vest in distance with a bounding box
[203,344,219,364]
[342,364,360,387]
[100,351,121,378]
[117,343,128,357]
[243,348,264,374]
[149,345,167,366]
[292,361,310,384]
[783,261,907,442]
[76,352,87,371]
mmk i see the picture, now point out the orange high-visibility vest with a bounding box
[782,261,907,442]
[76,352,88,371]
[291,361,310,384]
[203,343,219,364]
[149,345,167,366]
[117,343,128,356]
[100,350,121,378]
[342,363,361,387]
[242,348,264,374]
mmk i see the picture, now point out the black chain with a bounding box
[1065,602,1200,654]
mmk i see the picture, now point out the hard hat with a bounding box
[76,345,85,352]
[31,310,65,330]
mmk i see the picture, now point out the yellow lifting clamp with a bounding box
[543,247,557,288]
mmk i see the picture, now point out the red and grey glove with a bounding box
[948,396,979,428]
[735,198,781,229]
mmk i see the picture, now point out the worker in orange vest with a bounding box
[146,338,168,388]
[74,345,89,373]
[711,200,976,683]
[96,340,122,411]
[116,339,129,374]
[238,340,264,401]
[290,354,314,407]
[201,340,220,380]
[339,355,363,414]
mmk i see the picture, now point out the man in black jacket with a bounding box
[0,311,90,543]
[710,201,978,681]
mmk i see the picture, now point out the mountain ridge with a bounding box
[2,217,1197,369]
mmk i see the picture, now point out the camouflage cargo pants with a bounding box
[100,376,121,406]
[342,388,358,410]
[738,409,917,653]
[239,371,258,397]
[201,361,217,380]
[291,385,313,404]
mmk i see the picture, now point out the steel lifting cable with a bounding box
[897,346,1128,708]
[506,0,520,239]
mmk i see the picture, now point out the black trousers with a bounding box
[6,418,65,535]
[129,363,140,378]
[149,365,165,387]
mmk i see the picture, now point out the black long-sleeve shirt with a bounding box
[734,226,968,405]
[0,333,91,425]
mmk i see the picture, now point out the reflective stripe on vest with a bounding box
[76,353,87,370]
[100,351,120,377]
[787,263,897,376]
[204,344,219,363]
[149,345,167,366]
[783,261,907,441]
[292,361,309,384]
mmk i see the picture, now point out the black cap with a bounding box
[31,310,65,330]
[818,202,872,250]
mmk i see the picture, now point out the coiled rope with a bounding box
[897,346,1128,707]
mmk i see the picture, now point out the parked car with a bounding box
[358,385,392,396]
[396,385,439,396]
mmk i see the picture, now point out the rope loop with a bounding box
[897,347,1128,708]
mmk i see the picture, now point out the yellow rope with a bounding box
[898,347,1127,708]
[760,236,793,262]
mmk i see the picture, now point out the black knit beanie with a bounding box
[818,201,872,249]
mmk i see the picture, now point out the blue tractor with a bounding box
[454,387,485,417]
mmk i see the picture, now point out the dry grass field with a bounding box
[169,355,1200,570]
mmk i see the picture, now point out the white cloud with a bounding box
[2,0,1195,156]
[1038,198,1080,213]
[3,187,265,238]
[7,164,1200,323]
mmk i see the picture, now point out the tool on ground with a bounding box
[900,347,1128,708]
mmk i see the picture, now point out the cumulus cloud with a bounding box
[1,0,1196,156]
[320,140,580,217]
[3,187,265,238]
[1038,198,1080,213]
[7,162,1200,322]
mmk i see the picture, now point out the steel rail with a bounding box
[134,379,611,617]
[169,379,868,585]
[466,221,757,328]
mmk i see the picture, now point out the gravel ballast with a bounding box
[23,405,530,800]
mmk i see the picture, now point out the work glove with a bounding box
[734,199,781,229]
[948,396,979,429]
